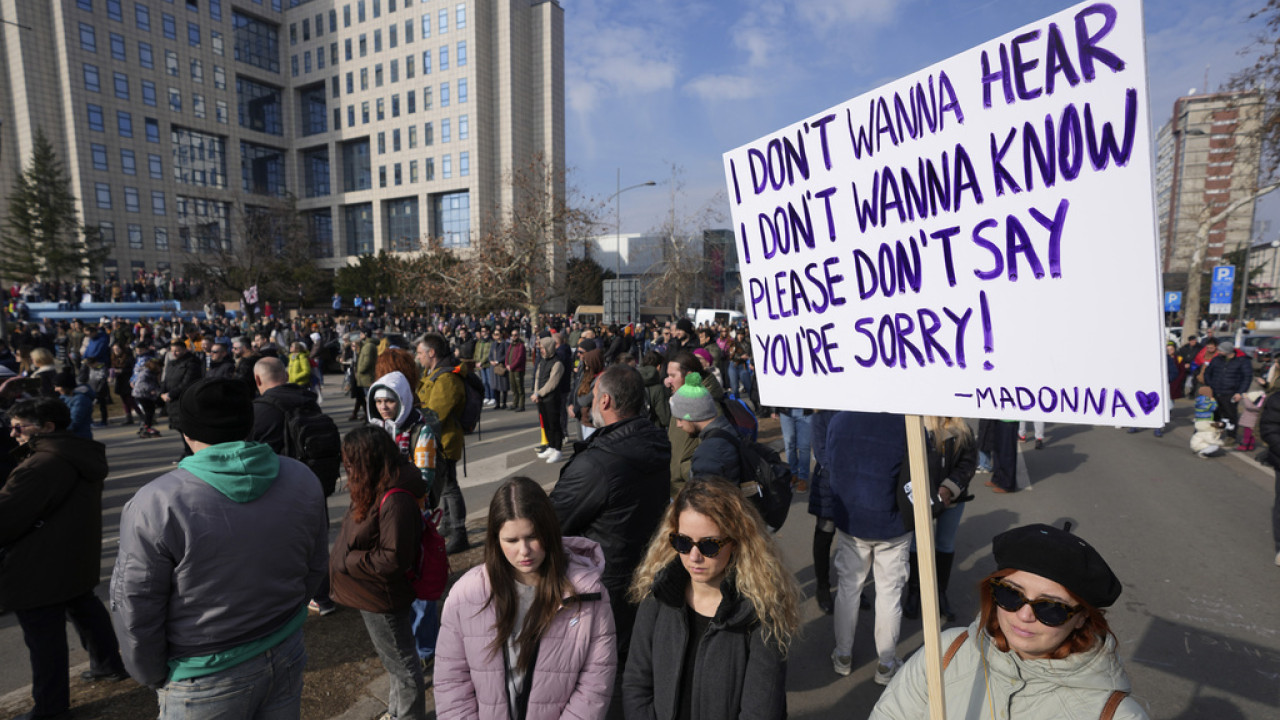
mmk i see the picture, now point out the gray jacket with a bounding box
[110,446,329,687]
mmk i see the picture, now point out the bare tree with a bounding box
[641,164,728,314]
[1182,2,1280,337]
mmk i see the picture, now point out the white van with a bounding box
[686,308,746,327]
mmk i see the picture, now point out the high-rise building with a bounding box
[0,0,564,283]
[1155,90,1263,274]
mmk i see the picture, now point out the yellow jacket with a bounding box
[417,364,466,460]
[287,352,312,387]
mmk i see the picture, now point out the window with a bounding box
[392,128,401,151]
[118,110,133,137]
[408,124,416,147]
[424,156,433,180]
[457,77,467,103]
[459,150,468,177]
[359,34,367,56]
[346,71,354,94]
[439,45,447,70]
[458,114,467,140]
[79,24,97,52]
[188,21,200,46]
[374,29,381,53]
[389,24,397,48]
[316,48,324,70]
[344,203,373,255]
[376,97,384,120]
[241,141,285,195]
[133,5,149,31]
[422,49,431,74]
[303,146,330,197]
[83,64,101,92]
[421,13,430,38]
[163,13,176,39]
[166,50,179,76]
[329,9,336,33]
[348,105,355,127]
[210,0,222,21]
[213,65,226,89]
[423,85,432,109]
[434,190,469,247]
[98,221,116,245]
[171,127,225,187]
[107,0,121,21]
[372,0,380,18]
[442,154,451,178]
[409,159,417,182]
[359,67,368,89]
[333,75,340,97]
[438,8,446,34]
[113,72,129,99]
[344,5,350,27]
[237,76,283,135]
[331,42,338,65]
[406,54,415,78]
[405,18,413,42]
[151,190,166,215]
[374,64,382,87]
[291,55,298,77]
[176,195,231,251]
[390,59,398,82]
[191,59,204,83]
[310,209,333,258]
[193,93,206,119]
[301,18,310,41]
[169,87,182,112]
[233,11,280,73]
[407,88,416,113]
[455,3,465,29]
[110,32,126,60]
[139,41,154,67]
[215,99,228,123]
[121,148,137,175]
[148,153,163,179]
[441,117,450,143]
[378,165,386,187]
[303,51,311,73]
[154,226,169,250]
[125,186,140,212]
[211,30,223,56]
[87,104,105,131]
[145,117,160,142]
[128,224,143,249]
[440,81,448,107]
[300,85,327,136]
[78,0,93,10]
[377,132,385,154]
[385,197,418,250]
[345,38,352,60]
[391,93,400,117]
[423,120,432,145]
[91,143,109,170]
[341,138,371,191]
[333,107,341,130]
[457,40,466,66]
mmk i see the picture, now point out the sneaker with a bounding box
[536,447,555,459]
[1154,428,1164,438]
[543,448,563,463]
[1034,438,1044,450]
[974,466,992,474]
[1018,433,1027,442]
[483,399,496,408]
[874,658,903,686]
[308,600,337,616]
[831,650,852,677]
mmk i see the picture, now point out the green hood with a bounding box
[179,441,281,502]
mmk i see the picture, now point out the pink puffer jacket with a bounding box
[435,536,617,720]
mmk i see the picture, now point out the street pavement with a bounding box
[3,380,1280,719]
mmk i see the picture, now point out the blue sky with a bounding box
[562,0,1278,237]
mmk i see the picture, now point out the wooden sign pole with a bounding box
[904,414,946,720]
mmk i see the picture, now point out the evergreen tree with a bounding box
[0,130,108,285]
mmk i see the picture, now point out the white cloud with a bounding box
[685,74,761,101]
[792,0,904,29]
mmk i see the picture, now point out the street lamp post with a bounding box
[608,170,656,277]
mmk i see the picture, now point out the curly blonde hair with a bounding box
[628,477,802,655]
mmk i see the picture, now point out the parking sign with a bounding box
[1164,292,1182,313]
[1209,266,1235,315]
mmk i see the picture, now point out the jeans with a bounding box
[728,361,753,398]
[976,450,992,472]
[411,599,439,661]
[909,502,966,554]
[778,408,812,482]
[156,629,306,720]
[15,591,125,716]
[833,531,911,665]
[438,458,467,545]
[361,608,427,720]
[480,367,494,400]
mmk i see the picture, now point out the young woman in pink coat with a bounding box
[435,476,616,720]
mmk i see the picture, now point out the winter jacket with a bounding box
[0,432,109,611]
[550,416,672,595]
[807,411,837,520]
[506,340,526,372]
[826,411,908,540]
[287,351,312,387]
[110,443,329,687]
[63,385,96,438]
[160,351,203,430]
[869,622,1147,720]
[355,339,379,388]
[328,460,426,613]
[249,383,323,455]
[235,352,262,394]
[623,561,787,720]
[418,361,466,461]
[690,415,743,484]
[901,427,977,532]
[206,355,237,380]
[435,537,617,720]
[638,365,671,428]
[1258,391,1280,464]
[533,340,565,398]
[130,353,161,400]
[1203,351,1252,397]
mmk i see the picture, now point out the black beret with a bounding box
[676,318,694,334]
[993,523,1121,608]
[178,377,254,445]
[577,338,598,352]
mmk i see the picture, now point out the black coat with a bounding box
[550,416,671,594]
[623,562,787,720]
[1257,392,1280,464]
[0,433,109,610]
[206,356,237,380]
[248,384,322,454]
[161,352,204,430]
[1204,352,1252,397]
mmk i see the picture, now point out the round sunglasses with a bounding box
[988,578,1083,627]
[668,532,733,558]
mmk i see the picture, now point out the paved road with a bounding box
[3,386,1279,719]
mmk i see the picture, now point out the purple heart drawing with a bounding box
[1136,392,1159,415]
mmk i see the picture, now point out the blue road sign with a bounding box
[1165,291,1182,313]
[1209,266,1235,314]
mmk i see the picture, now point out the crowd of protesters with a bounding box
[0,297,1177,720]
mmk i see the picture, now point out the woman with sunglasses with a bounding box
[871,523,1147,720]
[435,476,616,720]
[624,477,801,720]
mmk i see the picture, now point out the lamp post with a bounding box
[607,170,656,277]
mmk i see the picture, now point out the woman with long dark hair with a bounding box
[871,523,1147,720]
[329,425,428,720]
[624,478,801,720]
[435,476,615,719]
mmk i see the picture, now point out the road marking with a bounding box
[458,449,539,489]
[467,426,541,447]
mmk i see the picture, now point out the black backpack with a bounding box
[703,428,793,530]
[258,395,342,496]
[432,365,484,434]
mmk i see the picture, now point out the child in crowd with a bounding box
[1190,385,1223,458]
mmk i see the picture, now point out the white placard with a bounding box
[722,0,1167,426]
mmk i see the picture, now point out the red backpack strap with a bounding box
[1099,690,1128,720]
[378,487,414,512]
[942,630,969,670]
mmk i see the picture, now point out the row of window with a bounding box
[342,190,471,255]
[340,1,464,32]
[82,57,226,90]
[95,221,170,252]
[77,0,225,24]
[79,23,227,63]
[92,183,168,215]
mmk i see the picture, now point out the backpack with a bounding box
[721,394,759,441]
[379,487,450,601]
[432,365,484,434]
[258,394,342,496]
[703,428,793,530]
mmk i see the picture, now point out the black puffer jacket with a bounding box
[161,351,203,430]
[0,432,109,611]
[1203,351,1252,397]
[550,416,671,593]
[623,562,787,720]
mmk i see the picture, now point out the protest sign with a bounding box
[723,0,1167,426]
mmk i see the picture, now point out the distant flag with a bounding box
[243,285,259,305]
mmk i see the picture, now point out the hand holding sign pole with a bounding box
[723,0,1161,716]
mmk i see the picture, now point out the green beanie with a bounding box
[669,371,718,422]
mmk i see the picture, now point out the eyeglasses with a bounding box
[669,532,733,558]
[988,578,1082,627]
